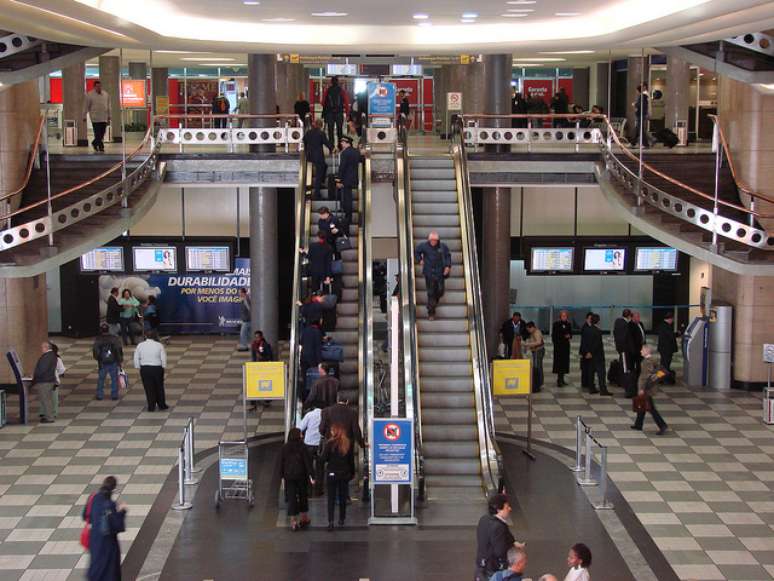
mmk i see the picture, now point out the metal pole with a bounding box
[182,67,187,154]
[711,121,722,251]
[184,424,199,485]
[188,417,201,473]
[171,447,192,510]
[522,393,536,461]
[577,432,598,486]
[120,48,127,208]
[637,49,645,204]
[594,447,614,510]
[569,415,583,472]
[44,117,54,246]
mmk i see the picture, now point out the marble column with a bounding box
[62,62,87,146]
[248,53,277,145]
[0,80,40,215]
[98,55,122,141]
[481,54,512,354]
[151,67,169,118]
[463,61,486,115]
[0,276,49,384]
[128,62,148,128]
[572,67,590,110]
[665,55,691,132]
[626,56,649,141]
[593,62,610,113]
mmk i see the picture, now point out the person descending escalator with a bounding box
[414,231,451,321]
[303,119,333,200]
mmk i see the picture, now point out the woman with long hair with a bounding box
[280,427,314,531]
[83,476,127,581]
[320,423,352,530]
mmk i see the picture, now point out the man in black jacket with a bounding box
[501,312,529,359]
[415,231,452,320]
[32,342,58,423]
[319,393,364,447]
[303,119,333,200]
[551,310,572,386]
[306,363,340,412]
[106,287,121,336]
[93,323,123,401]
[337,135,360,227]
[304,233,334,292]
[657,313,678,373]
[589,313,612,395]
[579,312,596,393]
[626,311,646,396]
[301,322,323,377]
[317,206,341,248]
[475,493,525,581]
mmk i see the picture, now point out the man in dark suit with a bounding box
[657,313,678,374]
[305,362,339,411]
[612,308,632,389]
[589,313,612,396]
[551,310,572,386]
[626,311,646,396]
[501,312,529,359]
[303,233,334,292]
[319,393,364,447]
[336,135,361,227]
[579,312,596,393]
[474,492,525,581]
[303,119,332,199]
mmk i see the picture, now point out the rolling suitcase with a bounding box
[655,128,679,148]
[608,359,622,386]
[321,340,344,362]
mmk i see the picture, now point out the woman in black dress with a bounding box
[551,310,572,386]
[320,423,352,530]
[280,428,314,531]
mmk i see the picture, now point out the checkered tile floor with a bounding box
[0,336,280,581]
[497,338,774,581]
[0,335,771,580]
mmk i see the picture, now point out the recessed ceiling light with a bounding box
[181,57,236,61]
[513,63,544,67]
[515,57,565,61]
[507,8,534,12]
[539,50,595,54]
[413,13,429,19]
[506,0,536,4]
[555,12,581,16]
[501,13,528,17]
[460,18,476,23]
[262,17,295,22]
[462,12,479,18]
[201,63,247,66]
[312,11,348,16]
[243,1,260,4]
[417,21,433,26]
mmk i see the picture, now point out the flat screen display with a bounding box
[186,246,231,272]
[80,247,124,272]
[530,247,574,272]
[132,246,177,272]
[635,247,678,271]
[583,248,627,271]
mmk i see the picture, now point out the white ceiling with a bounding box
[3,0,774,54]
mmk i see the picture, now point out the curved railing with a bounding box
[284,148,311,436]
[460,113,773,251]
[359,146,374,495]
[0,126,158,252]
[1,114,45,221]
[450,119,503,494]
[395,128,426,499]
[154,114,304,149]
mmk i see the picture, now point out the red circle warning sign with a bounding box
[384,423,400,441]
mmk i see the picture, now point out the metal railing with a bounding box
[172,417,200,511]
[394,128,425,499]
[460,113,773,251]
[451,120,503,494]
[569,416,613,511]
[1,114,45,224]
[359,145,374,495]
[284,148,311,436]
[0,33,39,60]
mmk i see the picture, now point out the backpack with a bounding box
[325,85,343,114]
[98,342,116,364]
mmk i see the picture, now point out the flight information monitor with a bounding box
[583,247,627,272]
[80,247,124,272]
[529,247,574,273]
[186,246,231,272]
[635,247,678,272]
[132,246,177,272]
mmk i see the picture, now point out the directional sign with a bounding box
[367,82,397,117]
[372,418,413,484]
[447,92,463,111]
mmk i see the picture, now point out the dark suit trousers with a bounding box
[313,161,327,199]
[139,366,166,411]
[660,350,673,372]
[424,275,445,316]
[580,358,593,388]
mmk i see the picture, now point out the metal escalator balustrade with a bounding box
[360,146,374,492]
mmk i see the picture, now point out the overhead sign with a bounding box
[764,344,774,364]
[367,81,396,117]
[447,92,463,111]
[155,95,169,116]
[121,79,146,108]
[372,418,413,484]
[244,361,286,400]
[493,359,532,396]
[289,54,300,64]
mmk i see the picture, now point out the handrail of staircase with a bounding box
[395,128,426,500]
[709,114,774,208]
[284,147,311,437]
[154,113,303,125]
[450,118,503,495]
[359,145,374,495]
[460,113,773,221]
[1,125,155,222]
[0,114,45,208]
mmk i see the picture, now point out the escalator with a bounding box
[396,134,501,499]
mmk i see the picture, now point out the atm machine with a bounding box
[683,315,709,386]
[708,304,733,390]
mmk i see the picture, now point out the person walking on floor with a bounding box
[31,341,58,424]
[238,287,251,352]
[657,313,678,374]
[133,330,168,412]
[320,423,353,531]
[93,323,123,401]
[632,83,650,148]
[474,492,526,581]
[294,92,311,125]
[631,345,668,435]
[337,134,361,227]
[304,119,333,200]
[551,310,572,386]
[83,476,127,581]
[118,289,140,346]
[589,313,612,396]
[280,428,314,531]
[84,80,110,152]
[579,312,596,393]
[106,287,121,336]
[626,311,646,395]
[524,322,545,393]
[414,231,451,321]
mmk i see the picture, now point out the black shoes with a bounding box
[657,426,668,436]
[630,425,641,431]
[589,388,599,394]
[599,390,613,396]
[338,519,345,528]
[327,522,334,532]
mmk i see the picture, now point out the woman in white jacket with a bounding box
[564,543,591,581]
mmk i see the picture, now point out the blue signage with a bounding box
[372,418,413,484]
[367,82,397,117]
[219,457,248,480]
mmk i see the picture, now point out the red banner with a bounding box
[523,79,554,107]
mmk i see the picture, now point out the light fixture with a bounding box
[507,8,534,12]
[243,1,260,4]
[262,17,295,22]
[7,1,129,38]
[462,12,479,18]
[539,50,595,54]
[460,18,476,23]
[201,63,248,66]
[311,11,348,16]
[501,13,528,17]
[181,57,236,61]
[515,57,565,61]
[506,0,536,4]
[555,12,581,16]
[413,13,429,19]
[513,63,544,67]
[155,50,213,54]
[417,21,433,26]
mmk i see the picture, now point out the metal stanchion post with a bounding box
[577,432,598,486]
[184,425,199,486]
[593,447,614,510]
[171,447,192,510]
[569,416,583,472]
[522,393,536,461]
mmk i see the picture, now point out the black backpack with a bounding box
[98,342,116,364]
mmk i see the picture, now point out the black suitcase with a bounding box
[322,305,337,333]
[655,128,679,148]
[608,359,622,386]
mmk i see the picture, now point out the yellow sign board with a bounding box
[460,54,471,65]
[244,361,286,400]
[290,54,301,64]
[155,95,169,116]
[492,359,532,396]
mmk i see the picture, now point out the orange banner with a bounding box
[121,79,146,108]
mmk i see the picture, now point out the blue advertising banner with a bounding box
[372,418,413,484]
[367,82,396,117]
[98,258,250,334]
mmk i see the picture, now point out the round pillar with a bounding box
[62,62,87,146]
[98,55,122,141]
[665,55,691,132]
[249,187,278,347]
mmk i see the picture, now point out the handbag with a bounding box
[632,392,652,413]
[331,259,343,275]
[80,494,95,550]
[335,236,352,252]
[118,368,129,392]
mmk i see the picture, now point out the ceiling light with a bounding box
[513,63,544,67]
[507,8,534,12]
[539,50,595,54]
[506,0,536,4]
[181,57,236,61]
[413,13,429,19]
[243,1,260,4]
[515,57,565,61]
[460,18,476,23]
[501,13,528,17]
[462,12,479,18]
[155,50,213,54]
[555,12,581,16]
[201,63,248,66]
[262,17,295,22]
[417,21,433,27]
[311,11,348,16]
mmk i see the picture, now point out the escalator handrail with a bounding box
[395,139,425,492]
[359,146,374,482]
[451,119,503,494]
[285,148,311,437]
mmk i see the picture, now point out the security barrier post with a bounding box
[171,446,192,511]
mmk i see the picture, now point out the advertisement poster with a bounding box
[372,418,413,484]
[367,82,396,117]
[181,79,218,126]
[523,79,553,107]
[98,258,250,334]
[121,80,147,108]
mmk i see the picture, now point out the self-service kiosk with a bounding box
[683,316,708,387]
[708,304,733,390]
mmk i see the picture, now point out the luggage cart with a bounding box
[214,440,254,509]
